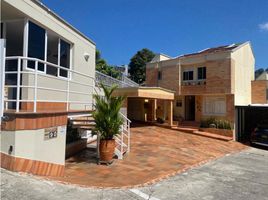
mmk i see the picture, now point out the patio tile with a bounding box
[48,124,247,188]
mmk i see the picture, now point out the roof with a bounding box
[112,87,175,100]
[150,53,173,63]
[179,43,243,58]
[31,0,95,45]
[150,42,251,64]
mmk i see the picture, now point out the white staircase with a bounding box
[114,113,131,159]
[68,107,131,160]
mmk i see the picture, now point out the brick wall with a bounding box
[251,80,268,104]
[146,59,232,95]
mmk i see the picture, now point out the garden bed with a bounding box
[199,127,233,137]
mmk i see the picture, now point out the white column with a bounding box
[0,39,6,124]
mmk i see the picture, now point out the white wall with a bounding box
[173,96,185,118]
[1,125,66,165]
[231,43,255,105]
[4,0,96,109]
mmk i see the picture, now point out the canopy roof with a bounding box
[113,87,175,100]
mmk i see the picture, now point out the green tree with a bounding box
[95,50,121,79]
[129,48,155,84]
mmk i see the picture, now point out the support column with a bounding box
[167,100,173,126]
[152,99,157,121]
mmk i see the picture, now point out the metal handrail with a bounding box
[4,56,95,112]
[95,70,138,88]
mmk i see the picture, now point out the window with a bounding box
[158,71,162,80]
[176,100,182,107]
[198,67,206,80]
[203,96,226,115]
[266,89,268,100]
[46,31,59,76]
[59,39,70,78]
[26,21,71,78]
[183,71,193,81]
[28,21,46,71]
[0,23,3,38]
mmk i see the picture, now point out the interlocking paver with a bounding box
[49,124,246,188]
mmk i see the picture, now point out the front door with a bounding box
[185,96,195,121]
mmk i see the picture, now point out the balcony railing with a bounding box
[181,80,206,86]
[4,56,95,113]
[95,71,139,88]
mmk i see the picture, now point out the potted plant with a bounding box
[92,83,126,163]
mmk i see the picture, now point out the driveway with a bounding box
[1,148,268,200]
[52,125,245,187]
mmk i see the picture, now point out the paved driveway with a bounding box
[1,148,268,200]
[52,125,245,187]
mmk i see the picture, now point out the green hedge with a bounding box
[200,117,232,130]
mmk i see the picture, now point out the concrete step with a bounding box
[174,127,198,133]
[74,125,95,130]
[71,122,95,126]
[192,130,233,141]
[70,118,95,122]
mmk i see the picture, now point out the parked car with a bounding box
[250,125,268,147]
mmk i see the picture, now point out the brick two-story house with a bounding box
[146,42,255,126]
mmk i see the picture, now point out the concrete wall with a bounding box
[231,43,255,105]
[0,125,66,165]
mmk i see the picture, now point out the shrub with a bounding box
[157,118,165,124]
[200,117,232,130]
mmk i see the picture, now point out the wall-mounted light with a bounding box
[84,53,90,62]
[8,145,13,154]
[144,99,149,103]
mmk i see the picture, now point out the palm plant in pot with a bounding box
[93,83,126,162]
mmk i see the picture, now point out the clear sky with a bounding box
[42,0,268,69]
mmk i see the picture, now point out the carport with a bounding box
[235,105,268,142]
[113,87,175,126]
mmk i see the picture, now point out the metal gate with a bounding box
[0,39,6,126]
[235,105,268,142]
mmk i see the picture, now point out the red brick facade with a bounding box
[251,80,268,104]
[146,57,235,123]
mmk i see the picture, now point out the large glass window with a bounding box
[183,71,193,81]
[59,39,70,78]
[46,31,59,76]
[203,96,226,115]
[28,21,45,71]
[198,67,206,80]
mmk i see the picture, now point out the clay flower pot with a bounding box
[99,139,115,162]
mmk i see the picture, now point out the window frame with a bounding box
[203,96,226,116]
[24,19,73,80]
[198,66,206,80]
[26,20,46,73]
[183,70,194,82]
